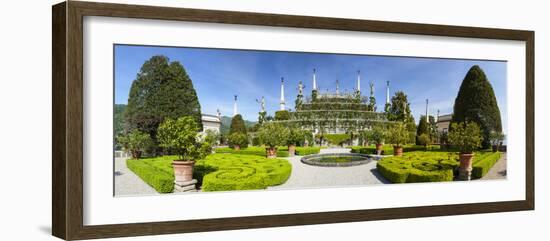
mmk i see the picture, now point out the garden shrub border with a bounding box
[472,152,501,179]
[126,158,174,193]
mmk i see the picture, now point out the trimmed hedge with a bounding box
[215,146,288,157]
[198,154,292,191]
[376,151,501,183]
[295,147,321,156]
[472,152,501,179]
[126,158,174,193]
[351,145,436,155]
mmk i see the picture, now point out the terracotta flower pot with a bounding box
[172,160,195,184]
[375,144,383,155]
[393,146,403,157]
[458,153,474,181]
[233,145,240,151]
[266,147,277,158]
[288,144,296,156]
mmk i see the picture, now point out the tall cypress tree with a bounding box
[124,55,202,143]
[416,115,429,145]
[229,114,247,135]
[452,65,502,149]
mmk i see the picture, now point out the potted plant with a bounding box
[287,128,305,156]
[489,131,505,152]
[366,126,386,155]
[157,116,211,184]
[117,130,153,159]
[258,122,289,158]
[228,132,248,151]
[386,122,411,156]
[448,121,483,181]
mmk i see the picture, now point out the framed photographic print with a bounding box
[52,1,534,240]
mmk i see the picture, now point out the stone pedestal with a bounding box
[174,179,198,192]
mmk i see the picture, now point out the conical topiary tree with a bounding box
[452,65,502,149]
[416,115,429,145]
[229,114,247,135]
[125,55,202,148]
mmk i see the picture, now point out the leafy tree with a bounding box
[274,110,291,121]
[258,111,267,124]
[416,115,429,145]
[114,104,126,137]
[365,126,386,145]
[387,122,413,147]
[368,95,377,111]
[258,122,289,148]
[124,55,202,147]
[118,130,153,159]
[228,132,248,149]
[157,116,210,161]
[489,131,505,150]
[287,128,306,146]
[417,133,431,147]
[229,114,247,135]
[385,91,416,132]
[452,65,502,149]
[448,121,482,154]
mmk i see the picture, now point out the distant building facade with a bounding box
[436,114,452,133]
[201,114,221,134]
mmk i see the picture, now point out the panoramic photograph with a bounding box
[113,44,507,196]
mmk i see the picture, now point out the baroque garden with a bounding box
[115,55,506,194]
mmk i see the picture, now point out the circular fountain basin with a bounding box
[301,153,379,167]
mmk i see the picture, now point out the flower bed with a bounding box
[376,151,500,183]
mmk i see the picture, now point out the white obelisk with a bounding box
[233,95,238,116]
[280,77,286,111]
[386,81,390,104]
[357,70,361,93]
[312,68,317,91]
[425,99,429,123]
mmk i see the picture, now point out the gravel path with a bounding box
[269,148,389,190]
[114,157,158,196]
[481,152,507,180]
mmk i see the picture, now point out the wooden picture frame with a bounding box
[52,1,534,240]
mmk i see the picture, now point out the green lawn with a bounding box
[376,151,501,183]
[127,153,292,193]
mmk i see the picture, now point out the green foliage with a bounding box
[364,126,385,145]
[126,157,174,193]
[228,132,249,149]
[229,114,248,135]
[125,55,202,145]
[448,121,482,154]
[203,129,219,145]
[157,116,211,161]
[114,104,126,143]
[385,91,415,124]
[287,128,306,146]
[489,131,506,146]
[118,130,153,158]
[472,152,501,178]
[215,146,289,157]
[295,147,321,155]
[376,152,459,183]
[258,122,290,148]
[321,133,351,146]
[274,110,291,121]
[417,133,431,147]
[452,65,502,148]
[351,145,431,155]
[416,115,429,145]
[197,154,292,191]
[387,122,413,147]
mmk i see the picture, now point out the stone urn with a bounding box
[172,160,195,184]
[288,144,296,156]
[393,145,403,157]
[375,144,383,155]
[458,153,474,181]
[266,147,277,158]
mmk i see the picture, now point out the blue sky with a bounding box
[115,45,507,133]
